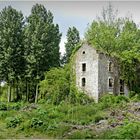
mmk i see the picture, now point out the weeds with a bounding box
[0,94,140,139]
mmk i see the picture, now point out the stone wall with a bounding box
[75,44,99,102]
[98,53,120,97]
[75,44,129,102]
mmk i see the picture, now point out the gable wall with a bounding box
[75,44,99,102]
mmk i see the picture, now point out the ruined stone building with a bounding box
[75,44,129,102]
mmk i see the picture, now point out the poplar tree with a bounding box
[0,6,25,102]
[64,26,80,63]
[24,4,61,102]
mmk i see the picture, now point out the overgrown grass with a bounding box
[0,94,140,139]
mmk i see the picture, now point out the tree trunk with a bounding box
[35,83,38,104]
[7,85,11,102]
[13,85,15,101]
[16,84,20,101]
[26,80,29,102]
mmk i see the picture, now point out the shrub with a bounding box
[39,67,70,105]
[36,108,47,116]
[10,102,21,110]
[94,113,105,123]
[100,94,129,109]
[6,116,22,128]
[115,95,129,103]
[38,99,46,104]
[129,91,137,98]
[97,121,140,139]
[0,111,8,119]
[39,65,93,105]
[0,102,7,111]
[131,94,140,101]
[30,118,43,128]
[99,94,116,109]
[110,122,140,139]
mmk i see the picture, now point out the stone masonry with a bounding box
[75,44,129,102]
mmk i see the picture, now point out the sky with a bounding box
[1,1,140,55]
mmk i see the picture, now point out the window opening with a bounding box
[82,63,86,72]
[109,78,114,88]
[82,78,86,87]
[82,51,85,54]
[120,79,124,94]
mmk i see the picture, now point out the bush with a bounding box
[6,116,22,128]
[100,94,116,108]
[38,99,46,104]
[129,91,137,98]
[39,67,70,105]
[131,94,140,101]
[10,102,22,110]
[110,122,140,139]
[100,94,129,109]
[36,108,47,116]
[0,102,7,111]
[115,95,129,103]
[94,113,105,123]
[30,118,43,128]
[0,111,8,119]
[39,65,94,105]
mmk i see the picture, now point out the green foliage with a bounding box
[0,102,23,111]
[115,95,129,103]
[103,121,140,139]
[39,64,93,105]
[129,94,140,101]
[100,94,116,108]
[67,130,95,139]
[39,66,70,104]
[0,4,62,102]
[25,3,61,79]
[129,91,137,98]
[6,116,22,128]
[1,4,140,139]
[0,98,140,139]
[115,122,140,139]
[30,118,43,128]
[85,4,140,92]
[0,102,7,110]
[63,26,80,63]
[100,94,129,109]
[0,6,25,81]
[24,3,62,102]
[9,102,22,110]
[0,6,26,101]
[0,111,8,119]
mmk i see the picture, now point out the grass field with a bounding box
[0,95,140,139]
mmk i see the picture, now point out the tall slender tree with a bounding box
[0,6,25,102]
[24,4,61,102]
[64,26,80,63]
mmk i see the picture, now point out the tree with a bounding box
[64,26,80,63]
[117,20,140,91]
[85,4,121,55]
[85,4,140,92]
[39,67,70,104]
[39,64,93,104]
[24,4,61,102]
[0,6,26,102]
